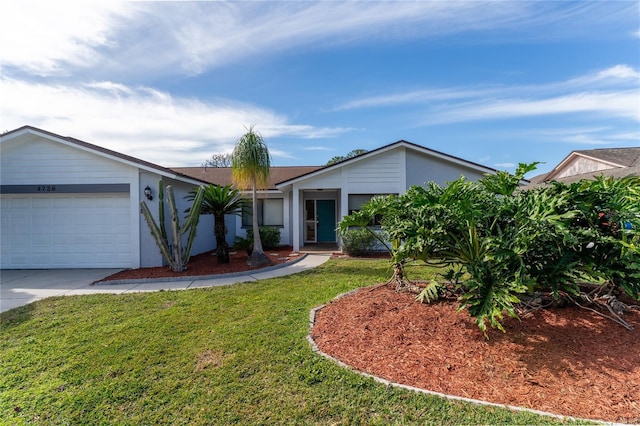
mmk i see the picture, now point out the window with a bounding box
[242,198,284,227]
[348,194,393,225]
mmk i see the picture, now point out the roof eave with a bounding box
[1,126,208,186]
[544,151,624,182]
[275,140,498,189]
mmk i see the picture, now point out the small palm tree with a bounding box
[231,126,272,267]
[187,184,244,264]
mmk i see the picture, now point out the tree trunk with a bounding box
[248,178,270,267]
[214,213,229,264]
[388,262,421,293]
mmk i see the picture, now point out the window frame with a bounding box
[242,198,284,228]
[347,193,395,226]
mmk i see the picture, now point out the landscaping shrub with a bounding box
[246,226,281,250]
[339,163,640,335]
[341,227,378,257]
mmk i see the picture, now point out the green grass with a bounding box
[1,259,587,425]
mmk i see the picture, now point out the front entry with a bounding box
[304,199,336,243]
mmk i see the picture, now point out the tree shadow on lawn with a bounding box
[0,302,36,331]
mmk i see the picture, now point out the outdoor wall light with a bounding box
[144,185,153,201]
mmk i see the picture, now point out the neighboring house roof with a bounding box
[1,125,208,186]
[530,147,640,186]
[275,140,503,190]
[172,166,323,190]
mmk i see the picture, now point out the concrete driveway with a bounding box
[0,269,123,313]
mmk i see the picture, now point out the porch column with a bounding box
[339,188,348,250]
[292,186,300,252]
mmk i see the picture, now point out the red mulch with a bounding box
[311,284,640,424]
[99,246,300,281]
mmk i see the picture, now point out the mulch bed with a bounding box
[99,246,300,281]
[311,283,640,424]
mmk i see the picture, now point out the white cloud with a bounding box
[559,134,609,146]
[132,1,523,75]
[424,91,640,125]
[0,78,347,166]
[0,1,139,76]
[493,162,516,169]
[516,126,640,147]
[340,65,640,111]
[138,2,639,76]
[4,1,634,79]
[304,146,333,151]
[334,88,499,111]
[267,148,296,160]
[336,65,640,125]
[567,65,640,88]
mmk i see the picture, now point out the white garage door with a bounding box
[1,194,132,269]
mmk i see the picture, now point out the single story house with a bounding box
[0,126,214,269]
[175,140,499,252]
[1,125,499,269]
[528,147,640,186]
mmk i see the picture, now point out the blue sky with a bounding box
[1,1,638,177]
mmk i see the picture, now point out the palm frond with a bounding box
[231,125,271,190]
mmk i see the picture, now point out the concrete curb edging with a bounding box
[93,253,308,285]
[307,288,630,426]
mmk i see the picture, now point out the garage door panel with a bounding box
[8,198,30,209]
[52,234,74,245]
[53,214,73,225]
[7,254,29,266]
[32,214,51,227]
[32,234,51,245]
[1,194,132,269]
[32,198,53,208]
[9,215,29,228]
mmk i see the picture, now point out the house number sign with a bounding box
[37,185,57,192]
[0,184,130,194]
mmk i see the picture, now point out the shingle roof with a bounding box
[171,166,323,190]
[527,147,640,187]
[573,147,640,168]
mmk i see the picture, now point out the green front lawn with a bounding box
[1,259,583,425]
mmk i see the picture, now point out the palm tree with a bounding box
[231,126,272,267]
[187,184,244,264]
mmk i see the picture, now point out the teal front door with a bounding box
[316,200,336,242]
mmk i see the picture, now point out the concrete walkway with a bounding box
[0,254,331,313]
